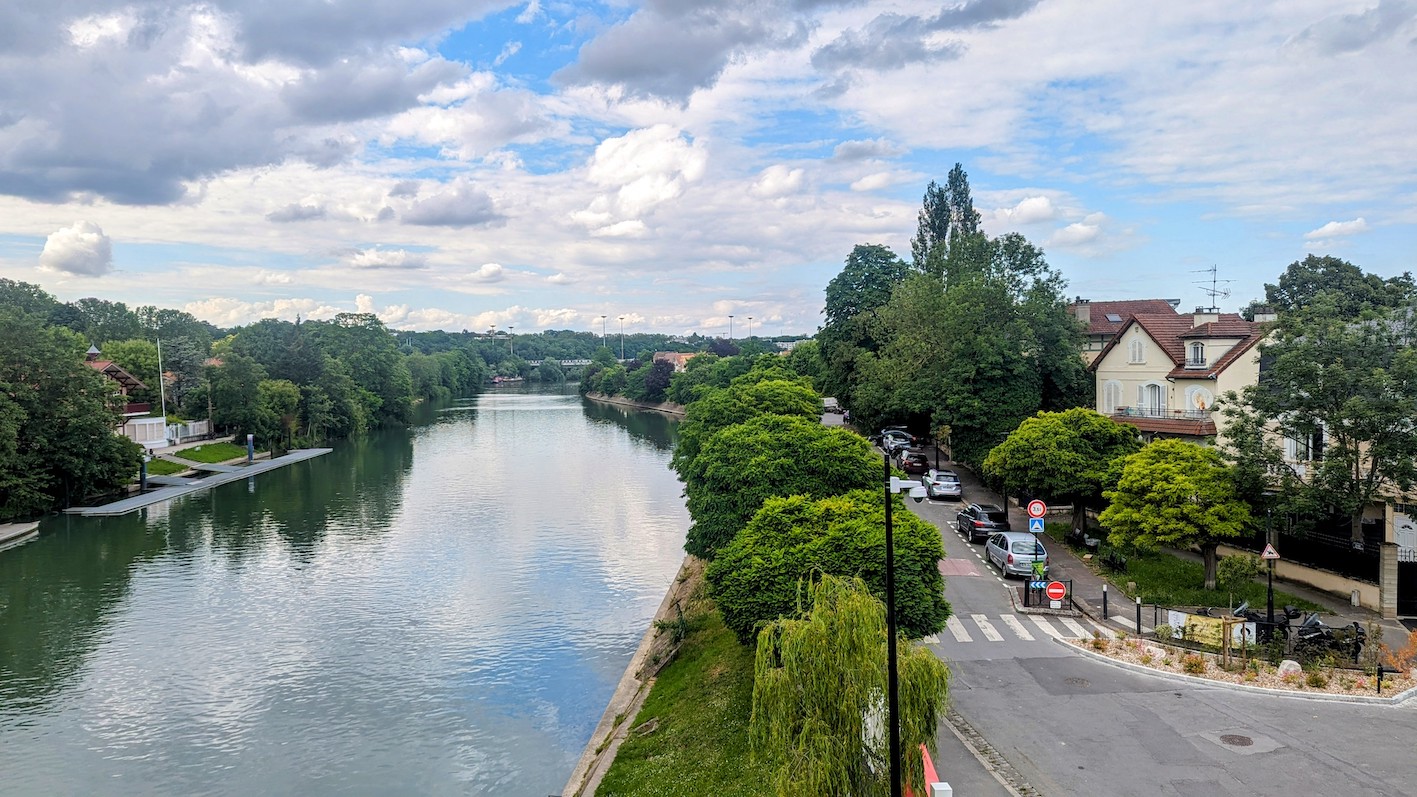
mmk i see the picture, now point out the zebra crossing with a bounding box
[933,613,1115,644]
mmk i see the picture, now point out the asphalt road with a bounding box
[906,468,1417,797]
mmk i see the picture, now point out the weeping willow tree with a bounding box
[750,575,951,797]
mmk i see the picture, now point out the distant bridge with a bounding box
[525,359,633,367]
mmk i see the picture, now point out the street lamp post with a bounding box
[882,455,927,797]
[600,315,607,342]
[728,315,734,342]
[508,326,514,356]
[619,315,625,360]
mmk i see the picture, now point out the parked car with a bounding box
[878,430,914,454]
[921,469,962,500]
[984,531,1049,579]
[899,452,930,474]
[956,503,1011,543]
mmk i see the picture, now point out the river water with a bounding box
[0,387,688,796]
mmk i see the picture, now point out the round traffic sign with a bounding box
[1027,500,1047,519]
[1045,581,1067,601]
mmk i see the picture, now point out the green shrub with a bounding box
[1217,553,1263,591]
[706,491,949,644]
[1306,670,1329,689]
[1181,654,1206,674]
[1152,623,1174,641]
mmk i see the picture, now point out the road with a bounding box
[907,473,1417,797]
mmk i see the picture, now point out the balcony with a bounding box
[1184,358,1208,369]
[1110,406,1216,437]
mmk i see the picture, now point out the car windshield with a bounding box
[983,510,1008,522]
[1011,541,1045,555]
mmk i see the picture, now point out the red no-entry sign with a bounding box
[1027,500,1047,519]
[1045,581,1067,601]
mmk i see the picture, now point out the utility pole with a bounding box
[728,315,734,342]
[618,316,625,360]
[600,315,607,342]
[746,316,752,340]
[508,326,514,356]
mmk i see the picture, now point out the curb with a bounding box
[1056,636,1417,706]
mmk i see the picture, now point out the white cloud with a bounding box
[39,221,113,276]
[184,296,346,327]
[253,270,295,285]
[575,125,708,230]
[469,263,505,282]
[850,171,900,192]
[751,165,805,198]
[1049,222,1101,248]
[349,248,428,269]
[1304,217,1368,239]
[996,196,1056,225]
[547,272,574,284]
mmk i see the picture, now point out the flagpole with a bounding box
[157,337,168,427]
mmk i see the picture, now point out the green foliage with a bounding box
[71,297,142,344]
[595,607,772,797]
[1181,654,1206,674]
[99,338,160,404]
[670,375,822,479]
[783,339,825,387]
[208,353,268,443]
[1263,254,1414,318]
[1098,550,1323,610]
[818,244,910,401]
[142,458,188,476]
[0,309,142,519]
[984,408,1141,531]
[1216,553,1263,591]
[1101,439,1253,590]
[749,575,950,797]
[1221,297,1417,539]
[707,491,949,644]
[681,415,879,559]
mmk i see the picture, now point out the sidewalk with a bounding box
[939,451,1410,643]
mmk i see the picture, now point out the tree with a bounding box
[1263,255,1414,318]
[681,415,880,559]
[0,278,60,318]
[258,379,301,451]
[72,297,141,344]
[309,313,412,425]
[909,164,981,278]
[670,376,822,482]
[750,574,951,797]
[641,358,674,402]
[818,244,909,402]
[1100,439,1253,590]
[208,353,268,442]
[99,339,160,405]
[0,310,142,519]
[983,409,1141,535]
[708,490,949,644]
[784,339,825,387]
[1219,298,1417,543]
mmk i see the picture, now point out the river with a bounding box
[0,386,688,796]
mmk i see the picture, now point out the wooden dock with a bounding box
[65,448,333,517]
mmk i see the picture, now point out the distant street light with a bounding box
[882,459,928,797]
[619,315,626,360]
[600,315,607,342]
[508,326,515,356]
[747,316,753,340]
[729,314,735,341]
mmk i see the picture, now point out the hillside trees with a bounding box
[818,244,910,402]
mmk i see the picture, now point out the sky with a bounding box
[1,0,1415,337]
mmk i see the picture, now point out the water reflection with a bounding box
[580,396,681,452]
[0,386,685,796]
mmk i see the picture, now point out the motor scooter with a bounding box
[1294,612,1366,661]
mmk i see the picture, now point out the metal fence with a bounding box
[1143,603,1375,667]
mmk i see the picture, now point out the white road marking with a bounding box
[1109,613,1153,633]
[1030,616,1065,640]
[999,614,1035,641]
[946,616,974,643]
[1060,617,1090,638]
[971,614,1005,642]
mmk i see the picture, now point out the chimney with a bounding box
[1252,306,1277,323]
[1193,307,1219,328]
[1074,299,1091,325]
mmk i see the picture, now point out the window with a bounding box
[1138,383,1166,415]
[1105,313,1123,323]
[1128,338,1145,363]
[1103,380,1123,414]
[1187,342,1206,368]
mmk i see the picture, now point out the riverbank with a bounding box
[582,392,686,417]
[562,556,705,796]
[0,521,40,551]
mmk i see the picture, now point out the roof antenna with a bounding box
[1192,265,1232,312]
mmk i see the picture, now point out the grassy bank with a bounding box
[172,442,249,463]
[594,603,770,796]
[1044,523,1325,612]
[143,459,187,476]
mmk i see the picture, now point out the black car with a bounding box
[899,452,930,474]
[956,503,1011,543]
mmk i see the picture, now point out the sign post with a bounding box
[1262,542,1280,624]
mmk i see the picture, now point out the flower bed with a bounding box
[1068,635,1415,697]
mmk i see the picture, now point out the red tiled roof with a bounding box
[1069,299,1180,336]
[1090,312,1262,379]
[1112,414,1218,438]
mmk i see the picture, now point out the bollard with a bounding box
[1102,584,1108,617]
[1135,596,1142,635]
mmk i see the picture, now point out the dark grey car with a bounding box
[956,503,1011,543]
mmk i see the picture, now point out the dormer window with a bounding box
[1186,342,1206,369]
